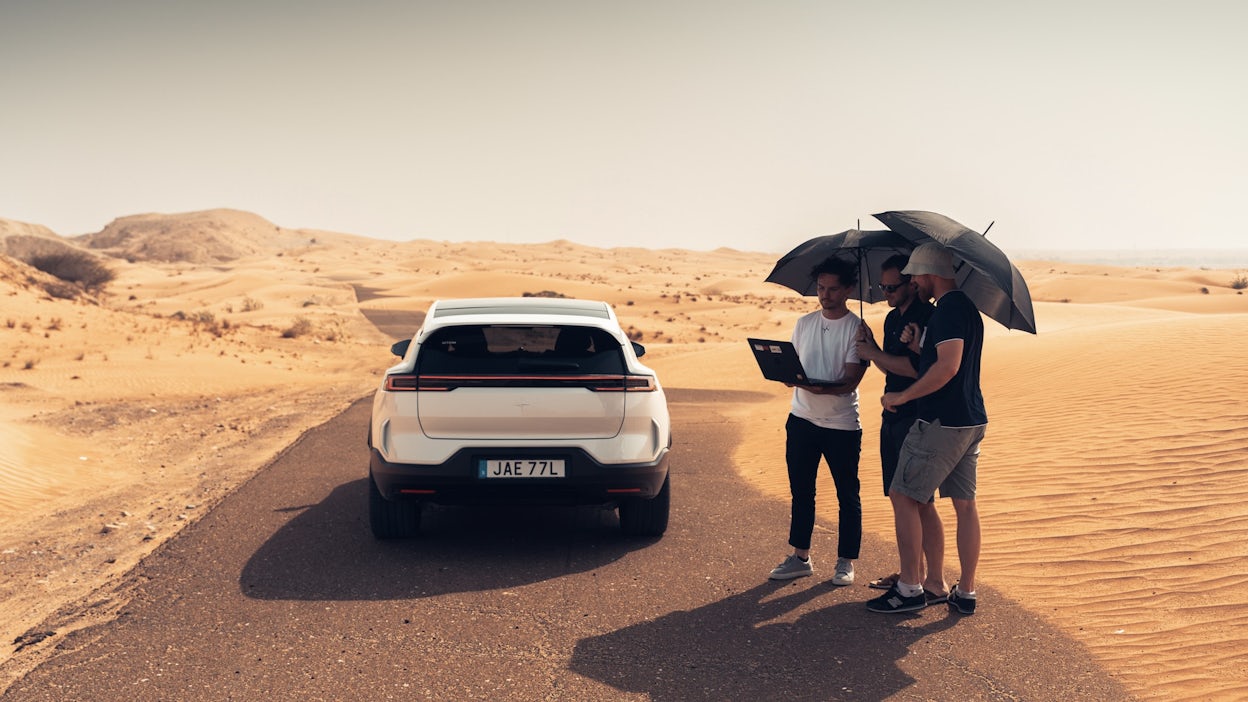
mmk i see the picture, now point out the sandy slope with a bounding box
[2,214,1247,699]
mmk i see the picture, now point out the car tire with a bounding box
[619,472,670,537]
[368,474,422,539]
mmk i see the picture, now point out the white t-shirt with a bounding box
[789,309,862,431]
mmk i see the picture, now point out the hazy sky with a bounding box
[3,1,1245,253]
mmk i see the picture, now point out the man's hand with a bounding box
[855,321,881,361]
[900,322,921,355]
[881,391,904,413]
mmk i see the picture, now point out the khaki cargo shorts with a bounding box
[889,419,986,502]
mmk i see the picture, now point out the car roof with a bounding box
[429,297,613,321]
[417,299,622,342]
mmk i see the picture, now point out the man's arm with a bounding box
[859,346,918,379]
[881,339,962,411]
[856,321,918,379]
[794,359,869,395]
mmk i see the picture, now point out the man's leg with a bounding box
[918,501,946,593]
[823,428,862,560]
[951,498,980,592]
[889,492,924,586]
[939,426,984,593]
[882,419,927,584]
[784,415,821,556]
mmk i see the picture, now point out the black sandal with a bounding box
[868,572,899,590]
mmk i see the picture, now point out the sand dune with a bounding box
[2,212,1247,699]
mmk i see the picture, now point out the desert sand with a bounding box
[2,210,1246,700]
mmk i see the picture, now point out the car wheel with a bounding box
[619,472,670,537]
[368,474,422,539]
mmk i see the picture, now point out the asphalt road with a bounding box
[5,302,1135,700]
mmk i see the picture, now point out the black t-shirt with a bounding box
[881,299,934,423]
[916,290,987,427]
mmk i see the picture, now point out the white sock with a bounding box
[897,581,924,597]
[954,585,977,598]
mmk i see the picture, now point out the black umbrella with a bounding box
[872,210,1037,334]
[765,229,916,310]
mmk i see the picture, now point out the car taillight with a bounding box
[591,375,657,392]
[383,374,431,391]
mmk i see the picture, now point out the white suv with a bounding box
[368,297,672,538]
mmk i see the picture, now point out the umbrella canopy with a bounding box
[765,229,915,304]
[872,210,1036,334]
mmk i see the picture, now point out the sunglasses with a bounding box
[878,283,906,293]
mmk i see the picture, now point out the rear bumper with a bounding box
[370,446,669,506]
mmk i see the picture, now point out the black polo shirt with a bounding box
[881,298,934,424]
[916,290,987,427]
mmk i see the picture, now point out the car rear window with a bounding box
[416,325,627,375]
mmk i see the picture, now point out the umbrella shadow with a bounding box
[239,478,649,601]
[568,581,957,701]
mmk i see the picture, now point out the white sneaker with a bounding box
[768,555,813,580]
[832,558,855,586]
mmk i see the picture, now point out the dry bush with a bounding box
[282,317,315,339]
[41,281,82,300]
[1231,273,1248,290]
[171,310,227,337]
[27,251,116,292]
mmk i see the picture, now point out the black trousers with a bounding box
[785,414,862,557]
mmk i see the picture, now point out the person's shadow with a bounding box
[568,580,956,701]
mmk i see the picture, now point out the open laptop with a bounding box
[747,338,843,387]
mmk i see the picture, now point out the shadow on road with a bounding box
[568,580,956,701]
[239,476,654,602]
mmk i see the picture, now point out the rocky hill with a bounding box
[72,209,328,264]
[0,218,82,260]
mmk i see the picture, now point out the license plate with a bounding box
[479,459,566,478]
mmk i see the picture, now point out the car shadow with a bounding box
[568,580,958,701]
[662,387,774,404]
[239,476,650,602]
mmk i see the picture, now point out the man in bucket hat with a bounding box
[866,241,986,615]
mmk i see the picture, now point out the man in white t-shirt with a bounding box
[768,257,870,586]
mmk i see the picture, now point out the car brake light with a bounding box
[590,376,657,392]
[383,374,434,391]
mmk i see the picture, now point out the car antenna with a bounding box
[982,220,995,237]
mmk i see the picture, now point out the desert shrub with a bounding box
[27,251,116,291]
[241,296,264,312]
[1231,273,1248,290]
[42,281,82,299]
[522,291,566,298]
[282,317,315,339]
[1201,287,1210,294]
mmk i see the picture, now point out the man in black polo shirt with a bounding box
[866,242,987,615]
[856,254,943,600]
